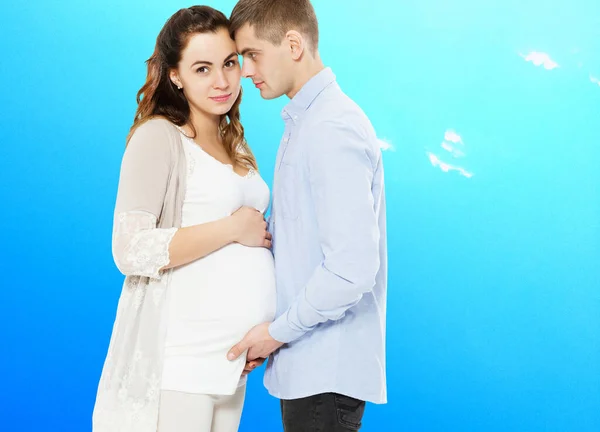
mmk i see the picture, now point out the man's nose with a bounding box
[241,60,254,78]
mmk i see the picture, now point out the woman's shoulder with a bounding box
[132,116,180,137]
[125,117,182,162]
[128,117,182,148]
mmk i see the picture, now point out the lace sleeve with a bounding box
[112,211,178,279]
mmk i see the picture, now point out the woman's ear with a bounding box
[170,70,183,89]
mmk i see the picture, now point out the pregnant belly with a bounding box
[166,244,277,351]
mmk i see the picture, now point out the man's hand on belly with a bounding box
[227,322,284,363]
[242,357,266,376]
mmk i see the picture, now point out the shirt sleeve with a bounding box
[111,119,179,279]
[269,119,382,343]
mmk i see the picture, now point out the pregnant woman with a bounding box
[92,6,275,432]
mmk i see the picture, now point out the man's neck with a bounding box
[287,54,326,100]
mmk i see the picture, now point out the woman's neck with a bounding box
[186,107,222,145]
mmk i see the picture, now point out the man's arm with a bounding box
[268,118,381,344]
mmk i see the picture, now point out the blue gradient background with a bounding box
[1,0,599,431]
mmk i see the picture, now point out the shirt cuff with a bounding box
[268,311,308,344]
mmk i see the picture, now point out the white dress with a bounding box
[161,132,277,395]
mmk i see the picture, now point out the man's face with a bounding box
[235,24,293,100]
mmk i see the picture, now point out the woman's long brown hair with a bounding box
[127,6,257,171]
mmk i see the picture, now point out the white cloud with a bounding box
[441,129,465,158]
[520,51,559,70]
[378,138,395,151]
[444,129,463,144]
[427,152,473,178]
[426,129,472,177]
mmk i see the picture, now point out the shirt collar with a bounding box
[281,67,336,123]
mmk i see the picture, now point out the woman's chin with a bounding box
[208,104,235,117]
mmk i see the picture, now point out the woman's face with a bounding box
[170,27,242,118]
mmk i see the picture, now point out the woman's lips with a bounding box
[210,93,232,102]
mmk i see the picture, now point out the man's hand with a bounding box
[228,322,284,362]
[242,357,266,376]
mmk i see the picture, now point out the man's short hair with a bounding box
[230,0,319,52]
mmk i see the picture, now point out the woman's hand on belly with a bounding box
[230,206,272,248]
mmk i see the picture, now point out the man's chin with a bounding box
[259,89,283,100]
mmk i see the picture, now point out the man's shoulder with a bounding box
[299,86,380,161]
[306,85,372,131]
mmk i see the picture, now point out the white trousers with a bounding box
[158,385,246,432]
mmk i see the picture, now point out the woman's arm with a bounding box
[164,206,271,270]
[111,120,270,279]
[112,206,270,278]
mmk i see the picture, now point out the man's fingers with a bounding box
[247,346,263,361]
[242,357,265,377]
[244,361,258,371]
[247,359,263,369]
[227,339,249,361]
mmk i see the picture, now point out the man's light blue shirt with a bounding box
[264,68,388,404]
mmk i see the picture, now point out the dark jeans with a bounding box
[280,392,366,431]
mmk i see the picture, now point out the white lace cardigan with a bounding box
[92,118,188,432]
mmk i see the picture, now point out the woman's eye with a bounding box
[225,60,238,68]
[197,66,209,73]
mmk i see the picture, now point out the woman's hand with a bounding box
[229,206,272,248]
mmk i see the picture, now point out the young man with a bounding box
[227,1,388,430]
